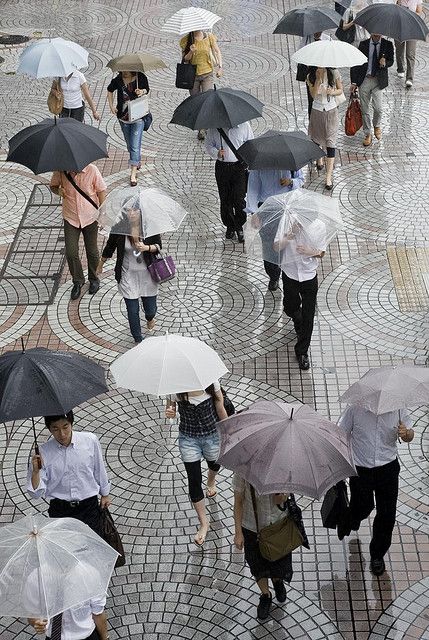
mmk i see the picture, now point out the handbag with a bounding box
[147,251,176,283]
[296,63,308,82]
[250,485,303,562]
[345,91,363,136]
[321,481,349,529]
[142,112,153,131]
[99,508,126,568]
[221,387,235,416]
[128,94,149,122]
[335,19,356,44]
[335,91,347,107]
[47,78,64,115]
[176,62,197,89]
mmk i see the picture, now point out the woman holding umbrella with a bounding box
[306,66,343,189]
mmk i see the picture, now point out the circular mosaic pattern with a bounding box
[0,99,49,149]
[317,252,428,358]
[84,47,113,82]
[399,406,429,507]
[0,171,35,233]
[48,251,292,363]
[369,577,429,639]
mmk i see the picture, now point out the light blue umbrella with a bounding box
[17,37,88,78]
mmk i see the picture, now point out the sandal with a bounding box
[130,179,137,187]
[194,523,209,546]
[206,484,217,498]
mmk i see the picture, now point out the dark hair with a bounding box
[307,66,336,87]
[182,32,194,57]
[177,384,218,403]
[44,411,74,429]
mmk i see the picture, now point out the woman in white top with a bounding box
[60,69,100,122]
[341,0,370,46]
[306,66,343,190]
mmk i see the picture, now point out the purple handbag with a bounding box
[147,252,176,283]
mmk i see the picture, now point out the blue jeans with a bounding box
[119,119,144,166]
[124,296,157,342]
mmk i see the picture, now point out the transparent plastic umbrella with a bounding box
[0,514,118,618]
[244,188,342,267]
[98,187,188,239]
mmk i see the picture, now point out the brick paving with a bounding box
[0,0,428,638]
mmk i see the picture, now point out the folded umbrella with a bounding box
[110,334,228,396]
[7,117,108,174]
[274,7,341,36]
[107,52,167,73]
[217,400,356,498]
[340,365,429,414]
[98,186,188,238]
[17,37,88,78]
[237,130,325,171]
[0,514,118,618]
[292,40,367,67]
[354,3,429,41]
[161,7,221,36]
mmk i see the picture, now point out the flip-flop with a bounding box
[205,485,217,498]
[194,526,209,546]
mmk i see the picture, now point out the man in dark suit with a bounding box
[350,34,394,147]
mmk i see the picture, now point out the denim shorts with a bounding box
[178,432,220,463]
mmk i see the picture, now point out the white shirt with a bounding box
[175,380,221,405]
[339,406,412,468]
[311,69,340,113]
[27,431,111,501]
[118,237,158,299]
[275,218,326,282]
[61,70,86,109]
[205,122,254,163]
[233,474,287,533]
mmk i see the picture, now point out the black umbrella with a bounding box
[354,3,429,41]
[0,346,108,451]
[170,87,264,131]
[237,130,325,171]
[7,117,108,174]
[274,7,341,36]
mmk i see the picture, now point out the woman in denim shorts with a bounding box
[165,380,227,545]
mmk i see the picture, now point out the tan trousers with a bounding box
[359,76,384,136]
[189,72,214,96]
[395,40,417,82]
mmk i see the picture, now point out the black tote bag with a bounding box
[175,63,196,89]
[100,508,126,568]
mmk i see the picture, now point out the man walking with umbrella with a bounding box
[395,0,423,88]
[50,163,107,300]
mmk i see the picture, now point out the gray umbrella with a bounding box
[274,6,341,36]
[216,400,356,499]
[354,3,429,41]
[237,130,325,170]
[340,365,429,414]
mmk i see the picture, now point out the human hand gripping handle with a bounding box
[234,530,244,550]
[28,619,48,634]
[165,398,176,425]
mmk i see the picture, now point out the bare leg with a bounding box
[206,468,217,497]
[130,165,137,183]
[193,498,210,545]
[325,157,335,186]
[256,578,270,595]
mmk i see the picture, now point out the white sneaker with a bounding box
[397,71,405,78]
[405,80,413,88]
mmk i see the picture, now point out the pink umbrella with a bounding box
[216,400,356,499]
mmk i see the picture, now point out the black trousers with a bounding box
[48,495,101,535]
[214,160,247,230]
[306,83,314,119]
[60,102,85,122]
[184,459,220,503]
[264,260,281,281]
[47,629,100,640]
[282,273,318,355]
[349,458,400,560]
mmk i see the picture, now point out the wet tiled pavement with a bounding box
[0,0,428,638]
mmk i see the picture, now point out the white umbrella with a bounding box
[292,40,367,68]
[0,514,118,618]
[161,7,222,36]
[110,334,228,396]
[17,37,88,78]
[98,186,188,239]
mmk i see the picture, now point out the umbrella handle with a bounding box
[32,417,42,470]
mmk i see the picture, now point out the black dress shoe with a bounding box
[325,181,334,191]
[257,593,272,620]
[297,354,310,370]
[88,280,100,295]
[273,580,286,603]
[225,228,235,240]
[370,558,385,576]
[70,283,82,300]
[268,279,279,291]
[236,229,244,243]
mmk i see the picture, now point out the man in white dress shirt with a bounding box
[28,596,108,640]
[205,121,254,242]
[339,406,414,576]
[28,411,111,534]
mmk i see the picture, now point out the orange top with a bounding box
[51,164,106,228]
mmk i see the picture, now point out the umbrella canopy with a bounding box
[0,347,108,423]
[340,365,429,414]
[292,40,367,67]
[217,400,356,498]
[244,188,342,267]
[237,130,325,171]
[7,118,108,174]
[110,334,228,396]
[354,3,428,41]
[170,87,264,131]
[0,514,118,618]
[98,186,188,239]
[274,7,341,36]
[17,37,88,78]
[107,52,167,73]
[161,7,222,36]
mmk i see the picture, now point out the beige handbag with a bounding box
[335,91,347,107]
[47,78,64,115]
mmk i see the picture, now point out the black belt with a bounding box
[50,495,97,509]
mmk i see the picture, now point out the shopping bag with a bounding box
[345,92,363,136]
[99,508,126,568]
[175,62,196,89]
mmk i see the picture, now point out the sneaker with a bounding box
[257,593,272,620]
[273,580,286,603]
[397,71,405,78]
[370,558,385,576]
[405,80,413,88]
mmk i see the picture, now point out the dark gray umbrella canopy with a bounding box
[7,117,108,174]
[237,130,325,170]
[170,87,264,130]
[274,6,341,36]
[354,3,429,41]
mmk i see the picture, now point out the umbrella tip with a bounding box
[289,407,294,420]
[21,336,25,352]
